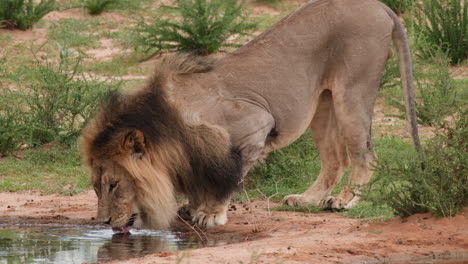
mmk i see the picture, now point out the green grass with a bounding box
[243,131,321,201]
[80,55,141,76]
[271,204,325,214]
[0,145,90,195]
[48,19,102,48]
[342,202,394,222]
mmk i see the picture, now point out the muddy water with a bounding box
[0,225,198,264]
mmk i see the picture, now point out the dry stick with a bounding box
[243,189,252,203]
[255,180,282,217]
[177,215,208,243]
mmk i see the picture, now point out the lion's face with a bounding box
[91,159,141,231]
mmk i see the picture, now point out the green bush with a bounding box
[371,109,467,217]
[133,0,257,56]
[80,0,119,15]
[0,43,118,153]
[0,0,55,30]
[411,0,467,64]
[386,54,459,126]
[379,0,412,14]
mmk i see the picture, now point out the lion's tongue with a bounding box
[112,226,132,233]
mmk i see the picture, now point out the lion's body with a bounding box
[82,0,421,230]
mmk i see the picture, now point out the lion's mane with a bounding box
[81,54,243,228]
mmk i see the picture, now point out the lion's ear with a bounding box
[122,130,146,158]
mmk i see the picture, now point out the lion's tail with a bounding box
[382,4,424,162]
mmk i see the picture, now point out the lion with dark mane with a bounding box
[82,0,422,231]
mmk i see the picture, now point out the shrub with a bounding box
[0,43,118,153]
[379,0,412,14]
[371,109,467,217]
[0,0,55,30]
[411,0,467,64]
[133,0,257,56]
[0,96,26,154]
[386,54,459,126]
[80,0,119,15]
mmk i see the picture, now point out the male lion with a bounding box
[82,0,422,231]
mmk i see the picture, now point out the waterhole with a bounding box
[0,225,199,264]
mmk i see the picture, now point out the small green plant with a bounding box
[411,0,467,64]
[0,42,118,153]
[80,0,119,15]
[133,0,257,56]
[379,0,412,14]
[370,109,467,217]
[0,0,55,30]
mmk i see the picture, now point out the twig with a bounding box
[256,180,282,216]
[177,215,208,244]
[243,189,252,203]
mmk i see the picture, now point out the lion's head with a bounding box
[81,54,242,231]
[82,124,180,231]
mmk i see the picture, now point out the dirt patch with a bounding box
[0,191,466,263]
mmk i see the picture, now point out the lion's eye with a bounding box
[109,182,117,192]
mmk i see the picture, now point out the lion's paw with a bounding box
[283,194,305,206]
[192,210,228,229]
[322,196,346,210]
[322,194,361,210]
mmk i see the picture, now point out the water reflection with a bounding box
[0,226,197,264]
[97,230,186,261]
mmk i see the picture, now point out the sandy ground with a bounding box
[0,191,467,264]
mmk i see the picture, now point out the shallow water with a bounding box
[0,225,198,264]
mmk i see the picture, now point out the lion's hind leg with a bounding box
[322,82,378,210]
[283,90,349,207]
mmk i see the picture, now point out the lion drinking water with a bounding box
[81,0,422,231]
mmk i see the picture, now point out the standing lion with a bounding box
[81,0,422,231]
